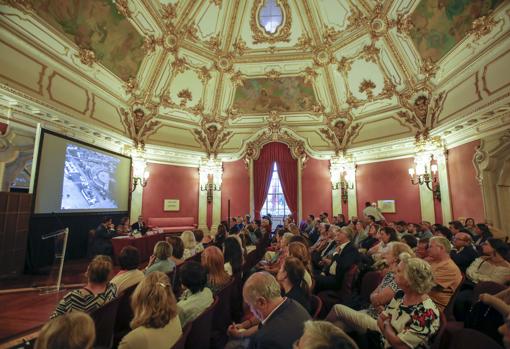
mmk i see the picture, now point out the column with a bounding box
[332,188,342,216]
[129,154,147,224]
[437,156,452,224]
[419,184,435,223]
[130,185,143,224]
[198,165,208,232]
[210,161,223,235]
[347,180,357,220]
[249,159,254,218]
[297,158,303,223]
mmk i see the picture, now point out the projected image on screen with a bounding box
[61,144,120,210]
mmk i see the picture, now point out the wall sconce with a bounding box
[199,158,222,203]
[408,136,442,200]
[131,149,149,193]
[330,155,356,204]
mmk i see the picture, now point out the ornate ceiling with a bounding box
[1,0,510,164]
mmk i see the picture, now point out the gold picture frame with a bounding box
[377,200,396,213]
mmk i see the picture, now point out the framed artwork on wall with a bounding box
[377,200,396,213]
[164,199,180,211]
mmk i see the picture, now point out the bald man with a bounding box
[450,232,479,273]
[242,272,310,349]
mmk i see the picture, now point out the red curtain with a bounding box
[253,142,298,219]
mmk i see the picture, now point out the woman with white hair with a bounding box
[328,255,440,349]
[180,230,198,259]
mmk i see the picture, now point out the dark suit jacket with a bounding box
[131,221,148,234]
[248,298,311,349]
[328,242,361,287]
[450,246,479,272]
[92,224,116,255]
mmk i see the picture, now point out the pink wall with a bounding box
[142,163,199,222]
[221,160,250,221]
[447,140,485,222]
[356,158,421,223]
[302,158,332,221]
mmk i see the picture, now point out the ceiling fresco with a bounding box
[29,0,145,81]
[410,0,504,62]
[232,77,319,113]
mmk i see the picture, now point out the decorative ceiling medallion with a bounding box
[313,49,334,67]
[75,48,96,67]
[164,33,180,52]
[250,0,292,45]
[215,54,234,73]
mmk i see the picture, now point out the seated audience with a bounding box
[277,257,311,314]
[119,272,182,349]
[401,234,418,249]
[473,223,493,247]
[201,246,231,294]
[480,287,510,318]
[294,320,358,349]
[289,223,300,236]
[367,226,398,259]
[288,241,313,288]
[91,217,116,256]
[51,255,117,318]
[224,236,244,276]
[426,236,462,312]
[314,227,360,293]
[328,255,440,349]
[35,312,95,349]
[228,272,310,349]
[326,244,413,324]
[167,236,185,266]
[359,223,379,251]
[420,221,433,239]
[110,246,144,293]
[449,220,464,237]
[310,223,330,252]
[450,232,478,272]
[352,221,367,248]
[144,241,175,275]
[214,223,228,245]
[116,216,131,235]
[193,229,205,253]
[131,215,148,234]
[466,238,510,285]
[177,261,214,327]
[261,232,293,274]
[415,238,429,259]
[464,217,476,236]
[181,230,198,259]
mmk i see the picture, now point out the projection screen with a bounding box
[32,129,131,214]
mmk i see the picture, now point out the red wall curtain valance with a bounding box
[253,142,297,220]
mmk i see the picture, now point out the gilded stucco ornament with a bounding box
[114,0,131,18]
[231,71,245,87]
[265,69,281,80]
[161,2,178,21]
[193,121,232,156]
[397,90,445,138]
[120,104,161,150]
[301,67,318,85]
[233,39,247,56]
[1,0,33,13]
[215,54,234,74]
[468,15,498,41]
[75,48,96,67]
[320,119,360,155]
[177,89,192,107]
[359,79,376,100]
[125,77,138,95]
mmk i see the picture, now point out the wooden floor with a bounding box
[0,259,98,345]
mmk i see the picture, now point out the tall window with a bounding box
[261,162,290,217]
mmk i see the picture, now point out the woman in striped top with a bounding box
[51,255,117,318]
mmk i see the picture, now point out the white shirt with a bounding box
[363,206,385,221]
[329,241,350,275]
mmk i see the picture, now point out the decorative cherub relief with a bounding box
[120,105,161,149]
[193,121,232,156]
[320,120,360,155]
[397,90,445,138]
